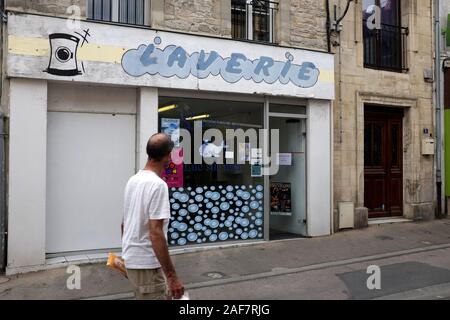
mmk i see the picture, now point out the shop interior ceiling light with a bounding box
[186,114,210,121]
[158,104,178,113]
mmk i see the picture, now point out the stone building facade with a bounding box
[328,0,436,226]
[0,0,438,274]
[3,0,329,48]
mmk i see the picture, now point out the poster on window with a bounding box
[270,183,292,216]
[251,162,263,177]
[161,118,180,147]
[238,143,251,162]
[162,148,184,188]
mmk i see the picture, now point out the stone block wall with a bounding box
[4,0,330,51]
[330,0,435,221]
[6,0,86,17]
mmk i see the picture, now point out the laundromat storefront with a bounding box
[157,95,314,246]
[158,97,266,246]
[5,13,334,272]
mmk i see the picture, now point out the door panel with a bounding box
[269,116,307,238]
[46,112,136,254]
[364,107,403,218]
[387,118,403,217]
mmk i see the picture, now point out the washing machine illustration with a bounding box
[46,33,82,76]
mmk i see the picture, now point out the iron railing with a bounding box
[363,21,409,72]
[87,0,146,26]
[232,0,278,43]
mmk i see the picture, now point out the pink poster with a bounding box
[162,148,184,188]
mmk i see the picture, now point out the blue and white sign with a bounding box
[122,37,320,88]
[7,14,335,100]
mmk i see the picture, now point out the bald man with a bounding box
[122,133,184,300]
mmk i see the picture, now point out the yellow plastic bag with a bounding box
[106,253,128,278]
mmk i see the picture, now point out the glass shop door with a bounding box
[268,106,307,240]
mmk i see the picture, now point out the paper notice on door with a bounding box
[225,151,235,159]
[250,148,263,165]
[277,153,292,166]
[238,143,251,162]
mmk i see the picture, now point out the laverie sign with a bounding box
[122,36,320,88]
[7,13,335,99]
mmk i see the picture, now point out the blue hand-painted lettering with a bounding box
[121,38,321,88]
[168,47,188,68]
[140,44,158,66]
[254,56,274,77]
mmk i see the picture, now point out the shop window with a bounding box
[158,97,265,247]
[362,0,408,72]
[231,0,278,43]
[87,0,147,25]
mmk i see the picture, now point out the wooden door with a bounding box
[364,106,403,218]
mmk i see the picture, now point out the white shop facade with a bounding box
[4,12,334,274]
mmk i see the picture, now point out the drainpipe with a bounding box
[435,0,444,219]
[0,0,5,272]
[0,114,5,272]
[326,0,331,53]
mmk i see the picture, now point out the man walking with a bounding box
[122,133,184,300]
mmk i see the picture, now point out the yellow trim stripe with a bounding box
[8,35,126,64]
[8,35,50,57]
[318,70,334,84]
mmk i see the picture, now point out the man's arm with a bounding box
[149,219,184,299]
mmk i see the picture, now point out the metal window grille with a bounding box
[231,0,278,43]
[363,21,409,72]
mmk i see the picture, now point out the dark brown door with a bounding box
[364,106,403,218]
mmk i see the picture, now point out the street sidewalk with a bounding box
[1,219,450,300]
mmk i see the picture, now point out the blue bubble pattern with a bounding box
[168,185,264,246]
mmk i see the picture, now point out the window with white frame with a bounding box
[87,0,147,25]
[231,0,278,43]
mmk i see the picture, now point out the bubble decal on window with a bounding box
[187,233,198,242]
[171,232,179,240]
[211,192,221,201]
[188,204,199,213]
[179,194,190,203]
[220,202,231,211]
[168,185,264,247]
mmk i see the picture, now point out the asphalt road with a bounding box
[186,246,450,300]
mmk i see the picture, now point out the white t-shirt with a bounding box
[122,170,171,269]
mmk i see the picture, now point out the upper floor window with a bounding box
[231,0,278,43]
[87,0,147,25]
[363,0,408,72]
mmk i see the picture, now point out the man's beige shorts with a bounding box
[126,268,169,300]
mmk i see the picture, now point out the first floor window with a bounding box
[231,0,278,43]
[362,0,408,72]
[87,0,146,25]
